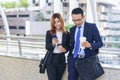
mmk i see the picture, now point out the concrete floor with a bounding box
[0,55,120,80]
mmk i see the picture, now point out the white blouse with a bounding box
[53,31,62,53]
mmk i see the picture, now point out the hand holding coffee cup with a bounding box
[80,37,86,49]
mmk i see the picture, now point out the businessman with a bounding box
[67,8,104,80]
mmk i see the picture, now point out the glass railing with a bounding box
[0,35,46,60]
[0,35,120,68]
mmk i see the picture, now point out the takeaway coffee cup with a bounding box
[80,37,86,49]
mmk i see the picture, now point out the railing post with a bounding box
[18,39,22,56]
[6,39,9,55]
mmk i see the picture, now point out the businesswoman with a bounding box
[45,13,70,80]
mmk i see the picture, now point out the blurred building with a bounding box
[0,0,120,41]
[104,9,120,41]
[78,0,120,41]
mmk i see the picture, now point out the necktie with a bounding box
[73,27,81,58]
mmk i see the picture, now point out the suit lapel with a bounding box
[62,32,65,44]
[83,22,88,37]
[73,26,76,41]
[62,32,68,45]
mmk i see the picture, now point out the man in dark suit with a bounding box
[67,8,104,80]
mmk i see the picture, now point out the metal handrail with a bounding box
[0,35,46,60]
[0,35,120,61]
[103,41,120,44]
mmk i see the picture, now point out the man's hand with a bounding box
[81,41,91,48]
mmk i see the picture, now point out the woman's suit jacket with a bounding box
[45,30,70,54]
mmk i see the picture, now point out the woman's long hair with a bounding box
[50,13,66,34]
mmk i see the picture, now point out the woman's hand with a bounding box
[57,46,66,53]
[52,38,58,46]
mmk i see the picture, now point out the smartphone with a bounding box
[57,43,62,46]
[52,34,57,39]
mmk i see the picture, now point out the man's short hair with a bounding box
[72,8,84,15]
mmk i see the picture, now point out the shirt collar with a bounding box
[81,21,85,28]
[77,21,85,29]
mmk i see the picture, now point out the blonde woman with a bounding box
[45,13,70,80]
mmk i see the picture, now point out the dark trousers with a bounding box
[46,53,66,80]
[68,55,79,80]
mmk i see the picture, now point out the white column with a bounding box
[29,0,33,7]
[40,0,46,9]
[54,0,63,15]
[0,7,10,54]
[69,0,78,23]
[0,7,10,37]
[86,0,98,25]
